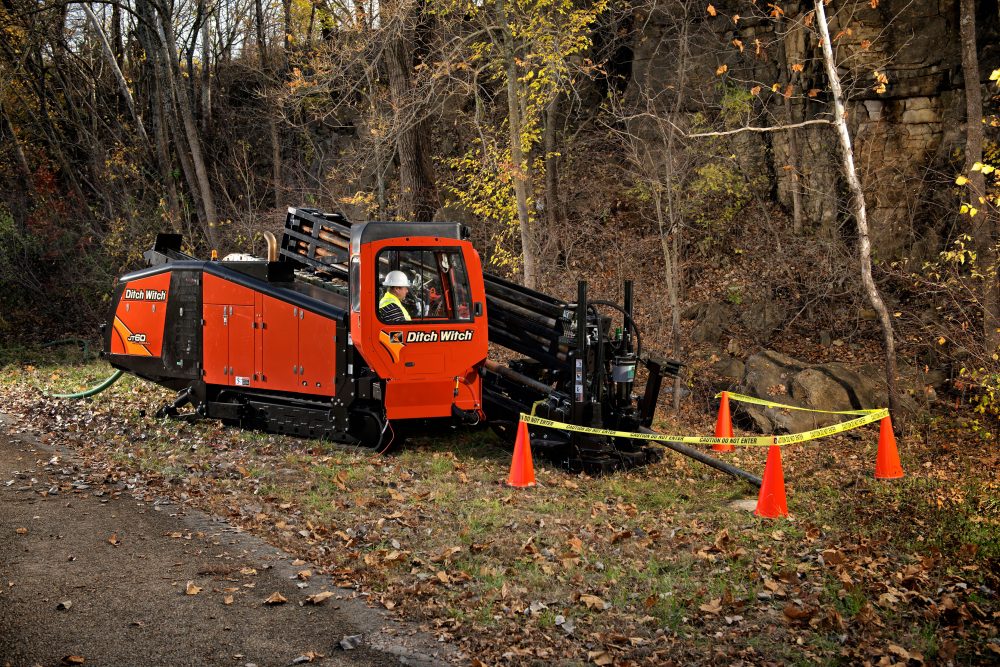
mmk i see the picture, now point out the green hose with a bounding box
[44,369,124,399]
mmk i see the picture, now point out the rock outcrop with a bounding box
[630,0,999,260]
[731,350,916,434]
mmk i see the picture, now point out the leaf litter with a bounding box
[1,363,998,665]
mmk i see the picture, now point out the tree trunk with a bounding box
[283,0,292,63]
[201,1,213,133]
[111,3,124,69]
[543,94,564,234]
[151,78,183,233]
[82,4,150,147]
[499,0,537,289]
[385,19,437,221]
[959,0,1000,351]
[816,0,902,422]
[254,0,283,210]
[154,0,220,248]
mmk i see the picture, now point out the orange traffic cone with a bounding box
[713,391,735,452]
[507,420,536,488]
[754,443,789,518]
[875,416,904,480]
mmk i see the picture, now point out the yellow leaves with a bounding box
[791,63,804,73]
[956,175,969,186]
[185,581,202,595]
[992,69,1000,87]
[706,3,717,16]
[972,161,996,175]
[771,82,781,93]
[732,39,744,53]
[873,70,889,94]
[716,64,728,76]
[750,85,762,96]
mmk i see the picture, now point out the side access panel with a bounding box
[229,306,255,386]
[298,309,336,396]
[203,304,229,385]
[258,294,300,391]
[109,272,171,357]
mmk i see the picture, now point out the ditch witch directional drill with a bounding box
[103,207,756,480]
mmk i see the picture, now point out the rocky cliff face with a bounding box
[631,0,999,258]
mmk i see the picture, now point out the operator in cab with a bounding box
[379,271,412,323]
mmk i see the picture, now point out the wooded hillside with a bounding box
[1,0,999,423]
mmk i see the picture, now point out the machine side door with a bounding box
[203,274,255,386]
[257,294,300,392]
[297,309,337,396]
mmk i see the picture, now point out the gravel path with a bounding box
[0,414,458,667]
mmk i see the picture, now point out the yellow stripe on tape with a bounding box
[519,407,889,448]
[717,391,881,416]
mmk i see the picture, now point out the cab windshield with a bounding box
[376,248,472,324]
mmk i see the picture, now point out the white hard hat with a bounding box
[382,270,410,287]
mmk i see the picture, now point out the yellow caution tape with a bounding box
[519,407,888,448]
[717,391,879,416]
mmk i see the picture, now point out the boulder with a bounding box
[740,298,788,339]
[733,350,915,434]
[684,302,731,345]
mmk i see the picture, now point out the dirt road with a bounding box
[0,415,457,667]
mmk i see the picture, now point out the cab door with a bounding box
[353,239,487,420]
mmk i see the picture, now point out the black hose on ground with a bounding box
[637,426,763,488]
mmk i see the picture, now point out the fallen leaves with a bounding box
[264,591,287,605]
[4,364,997,667]
[579,594,609,611]
[304,591,335,605]
[185,581,202,596]
[699,598,723,615]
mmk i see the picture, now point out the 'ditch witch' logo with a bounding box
[379,330,406,363]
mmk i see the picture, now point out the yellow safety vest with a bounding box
[378,291,411,321]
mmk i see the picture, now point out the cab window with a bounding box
[376,248,472,324]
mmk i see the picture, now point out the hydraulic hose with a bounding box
[637,426,763,488]
[44,370,124,399]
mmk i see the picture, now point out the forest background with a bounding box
[1,0,1000,422]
